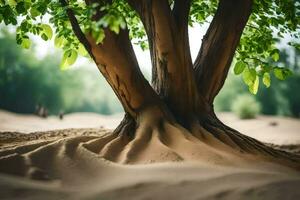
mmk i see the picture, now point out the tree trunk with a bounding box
[1,0,300,184]
[61,0,300,167]
[128,0,204,126]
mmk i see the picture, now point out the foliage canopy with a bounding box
[0,0,299,93]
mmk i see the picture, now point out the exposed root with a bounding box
[200,114,300,168]
[0,113,300,181]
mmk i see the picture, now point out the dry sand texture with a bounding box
[0,110,300,200]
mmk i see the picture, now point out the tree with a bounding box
[0,30,64,114]
[1,0,300,166]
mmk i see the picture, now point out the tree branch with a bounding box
[59,0,93,57]
[172,0,191,33]
[194,0,253,104]
[128,0,200,121]
[60,0,164,119]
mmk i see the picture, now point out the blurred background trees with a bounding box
[0,29,122,115]
[215,46,300,118]
[0,29,299,118]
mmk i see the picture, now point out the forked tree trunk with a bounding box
[62,0,300,167]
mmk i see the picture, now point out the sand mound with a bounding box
[0,128,300,199]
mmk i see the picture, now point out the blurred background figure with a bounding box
[59,111,64,120]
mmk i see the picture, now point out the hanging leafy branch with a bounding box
[0,0,299,93]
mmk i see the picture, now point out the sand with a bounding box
[0,110,300,200]
[1,110,299,145]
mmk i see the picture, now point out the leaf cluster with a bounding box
[0,0,299,91]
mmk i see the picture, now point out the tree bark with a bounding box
[61,0,171,121]
[128,0,201,124]
[86,29,162,118]
[194,0,253,105]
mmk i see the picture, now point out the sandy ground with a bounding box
[0,110,300,200]
[1,109,299,145]
[0,110,122,132]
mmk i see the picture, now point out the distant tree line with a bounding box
[0,30,122,115]
[215,47,300,118]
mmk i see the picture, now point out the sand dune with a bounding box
[0,110,300,200]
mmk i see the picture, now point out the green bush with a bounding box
[214,73,247,112]
[231,94,261,119]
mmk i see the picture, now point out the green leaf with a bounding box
[7,0,17,7]
[36,4,47,14]
[110,21,120,34]
[274,68,284,80]
[243,67,256,86]
[271,49,280,62]
[16,2,26,14]
[92,29,105,44]
[249,76,259,95]
[60,49,78,69]
[54,36,66,48]
[273,67,292,80]
[234,61,246,75]
[262,72,271,88]
[78,43,88,56]
[272,52,279,62]
[41,33,48,41]
[40,24,53,40]
[20,38,31,49]
[30,7,40,18]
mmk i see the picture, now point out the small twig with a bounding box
[59,0,94,58]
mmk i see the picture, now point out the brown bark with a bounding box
[61,0,171,121]
[194,0,253,104]
[128,0,201,122]
[87,29,162,118]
